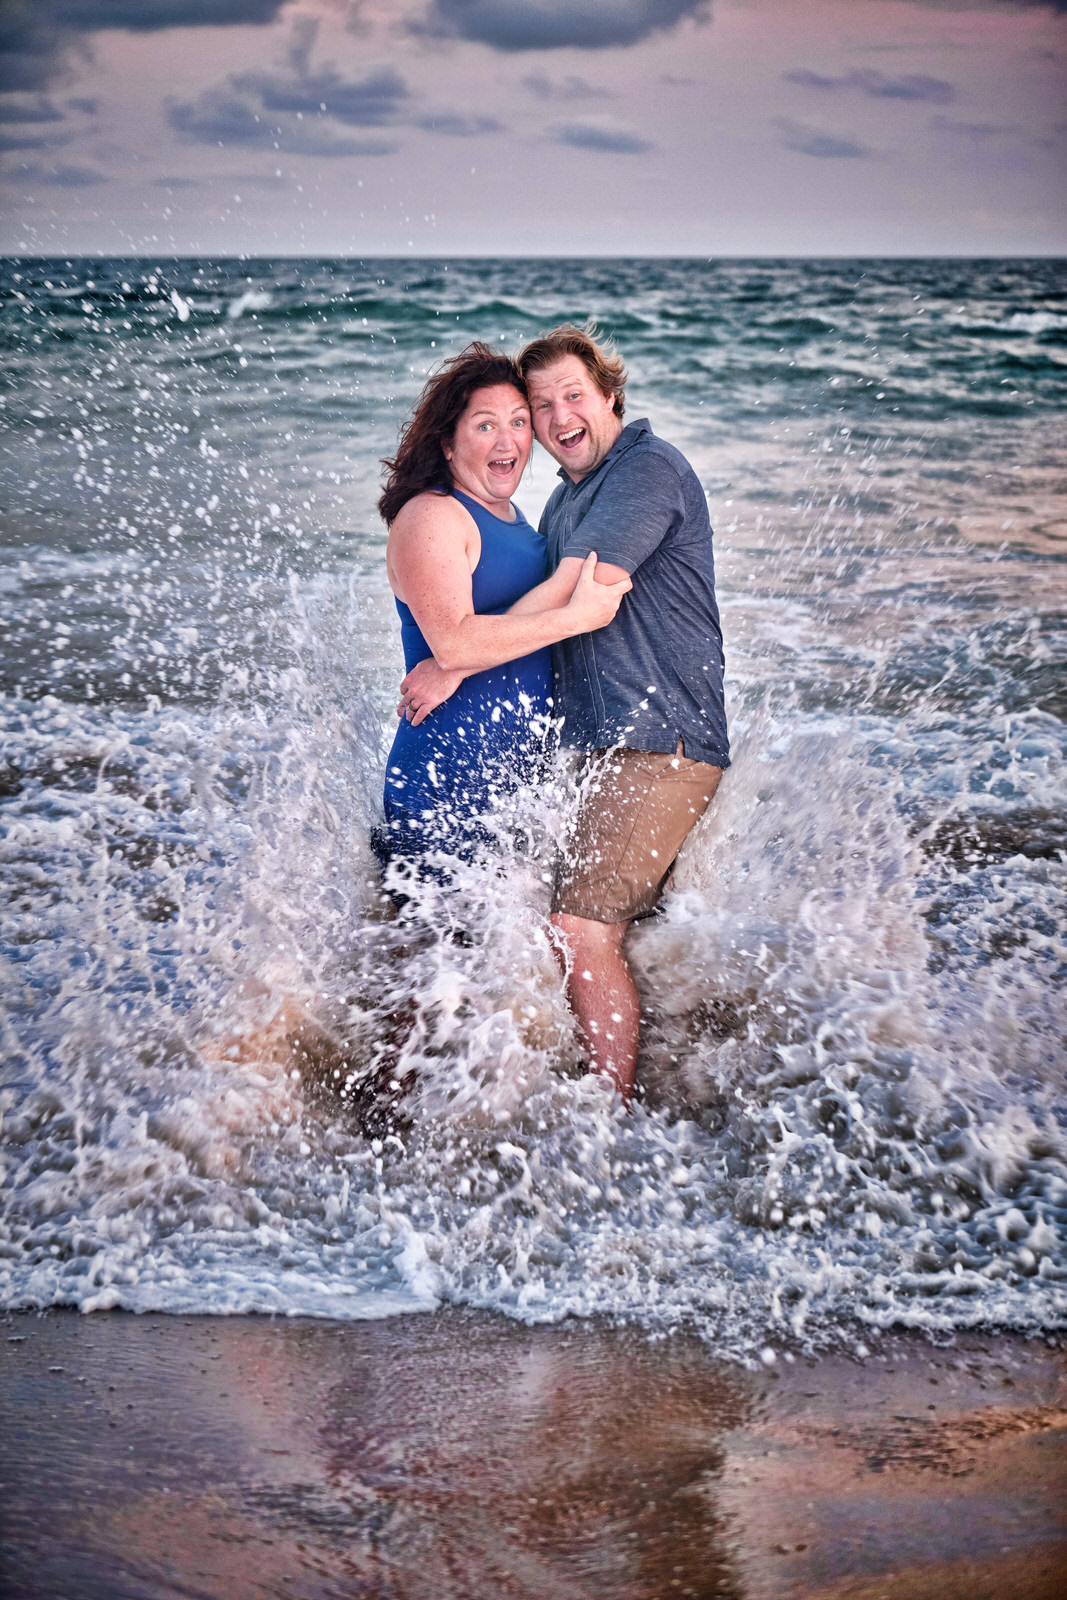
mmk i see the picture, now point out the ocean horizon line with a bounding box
[3,249,1065,264]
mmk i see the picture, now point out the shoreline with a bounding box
[2,1309,1064,1599]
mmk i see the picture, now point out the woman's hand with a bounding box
[564,551,632,630]
[398,658,466,726]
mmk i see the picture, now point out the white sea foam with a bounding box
[227,289,274,320]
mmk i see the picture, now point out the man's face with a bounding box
[526,356,622,482]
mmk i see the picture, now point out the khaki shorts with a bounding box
[552,745,722,924]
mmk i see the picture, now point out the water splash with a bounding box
[1,256,1063,1358]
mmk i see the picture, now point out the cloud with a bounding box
[166,18,414,157]
[0,86,98,162]
[0,1,289,94]
[931,113,1019,139]
[774,118,873,159]
[415,111,504,134]
[42,2,287,30]
[0,94,64,123]
[414,0,710,52]
[0,12,66,93]
[0,127,58,150]
[551,117,653,153]
[167,85,399,155]
[10,157,108,184]
[230,62,411,126]
[165,18,508,157]
[522,72,612,100]
[785,68,955,105]
[899,1,1067,10]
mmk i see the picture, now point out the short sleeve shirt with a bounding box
[540,418,729,768]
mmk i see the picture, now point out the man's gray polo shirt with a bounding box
[540,417,729,769]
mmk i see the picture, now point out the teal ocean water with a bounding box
[1,256,1064,1358]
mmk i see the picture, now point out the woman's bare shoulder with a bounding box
[389,488,468,539]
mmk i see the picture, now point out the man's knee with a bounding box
[551,911,628,953]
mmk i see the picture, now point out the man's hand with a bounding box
[398,658,465,726]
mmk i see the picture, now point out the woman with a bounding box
[373,342,629,888]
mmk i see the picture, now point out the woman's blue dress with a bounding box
[373,489,553,878]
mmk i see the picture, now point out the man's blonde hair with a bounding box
[518,323,627,418]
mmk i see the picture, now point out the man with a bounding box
[400,324,729,1104]
[517,324,728,1103]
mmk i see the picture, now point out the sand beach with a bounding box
[2,1311,1064,1599]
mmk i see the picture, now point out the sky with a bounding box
[1,0,1064,257]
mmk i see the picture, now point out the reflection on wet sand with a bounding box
[2,1312,1064,1600]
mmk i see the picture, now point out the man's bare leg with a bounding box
[551,911,640,1105]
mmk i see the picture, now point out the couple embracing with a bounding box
[372,325,729,1106]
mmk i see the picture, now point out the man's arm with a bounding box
[553,450,685,574]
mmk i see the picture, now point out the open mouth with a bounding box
[557,427,586,449]
[489,455,518,475]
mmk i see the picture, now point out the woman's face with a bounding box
[443,383,532,513]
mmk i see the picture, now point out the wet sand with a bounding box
[1,1310,1064,1600]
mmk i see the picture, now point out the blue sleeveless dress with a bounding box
[374,489,554,877]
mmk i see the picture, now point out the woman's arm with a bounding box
[388,494,630,677]
[398,551,630,726]
[506,554,631,614]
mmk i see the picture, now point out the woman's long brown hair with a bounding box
[378,342,526,526]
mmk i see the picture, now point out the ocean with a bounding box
[1,256,1064,1361]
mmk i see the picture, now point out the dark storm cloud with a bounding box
[0,12,65,93]
[0,1,288,94]
[774,118,874,159]
[42,2,287,30]
[414,0,710,52]
[552,119,654,153]
[786,68,955,105]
